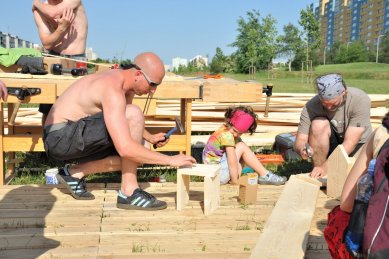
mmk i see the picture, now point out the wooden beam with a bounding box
[202,81,262,102]
[250,176,319,259]
[3,135,44,152]
[327,145,356,199]
[0,81,57,104]
[151,135,187,152]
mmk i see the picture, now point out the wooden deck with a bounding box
[0,182,336,258]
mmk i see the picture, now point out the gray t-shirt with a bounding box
[297,87,372,143]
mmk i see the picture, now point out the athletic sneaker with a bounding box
[56,164,95,200]
[258,171,287,186]
[117,188,167,211]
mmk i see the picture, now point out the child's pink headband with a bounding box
[229,110,254,133]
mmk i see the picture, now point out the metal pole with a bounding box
[323,47,326,65]
[376,35,385,63]
[346,42,351,51]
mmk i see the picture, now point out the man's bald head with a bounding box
[134,52,165,84]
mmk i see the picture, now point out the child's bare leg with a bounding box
[235,142,268,176]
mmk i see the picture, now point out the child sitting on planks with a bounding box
[202,105,286,185]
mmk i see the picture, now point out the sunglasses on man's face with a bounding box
[126,63,160,87]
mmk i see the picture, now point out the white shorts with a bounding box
[219,153,231,185]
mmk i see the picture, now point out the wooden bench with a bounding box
[176,164,221,215]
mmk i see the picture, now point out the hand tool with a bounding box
[153,117,185,149]
[305,143,312,162]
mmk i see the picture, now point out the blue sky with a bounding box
[1,0,315,65]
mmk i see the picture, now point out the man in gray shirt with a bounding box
[294,73,372,178]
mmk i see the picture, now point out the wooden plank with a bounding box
[133,97,157,115]
[327,145,355,199]
[153,80,202,99]
[250,176,319,259]
[0,81,57,104]
[177,164,221,177]
[151,134,187,152]
[294,173,327,187]
[3,135,44,151]
[202,81,262,102]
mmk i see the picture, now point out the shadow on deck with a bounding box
[0,182,333,258]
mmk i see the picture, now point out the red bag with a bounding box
[324,205,353,259]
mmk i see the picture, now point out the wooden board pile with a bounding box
[147,93,389,146]
[6,93,389,147]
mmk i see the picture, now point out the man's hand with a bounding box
[299,146,309,160]
[57,8,75,32]
[299,144,314,160]
[0,80,8,102]
[169,154,196,168]
[310,165,327,178]
[149,132,169,148]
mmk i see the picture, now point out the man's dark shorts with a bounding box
[43,112,118,163]
[328,123,364,158]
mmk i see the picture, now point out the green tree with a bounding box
[345,41,369,62]
[210,47,226,73]
[330,41,369,64]
[230,10,278,73]
[299,6,320,62]
[223,55,236,73]
[278,23,304,71]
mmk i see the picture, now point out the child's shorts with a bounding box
[219,153,231,184]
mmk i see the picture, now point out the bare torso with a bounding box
[57,3,88,55]
[36,1,88,55]
[45,69,134,126]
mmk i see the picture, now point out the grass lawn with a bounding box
[223,62,389,94]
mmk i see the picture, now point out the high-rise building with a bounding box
[314,0,389,50]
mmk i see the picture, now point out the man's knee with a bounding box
[125,104,145,125]
[310,117,331,136]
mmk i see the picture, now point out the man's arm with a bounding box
[102,81,194,167]
[294,104,312,159]
[342,126,365,155]
[294,133,309,159]
[343,90,371,154]
[33,8,74,50]
[33,0,81,19]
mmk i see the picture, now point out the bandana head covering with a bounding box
[316,74,345,100]
[229,110,254,133]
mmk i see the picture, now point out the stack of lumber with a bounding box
[148,93,389,146]
[150,93,389,132]
[5,93,389,147]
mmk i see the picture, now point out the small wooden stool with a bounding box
[176,164,221,215]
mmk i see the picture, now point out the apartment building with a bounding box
[0,31,34,49]
[314,0,389,50]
